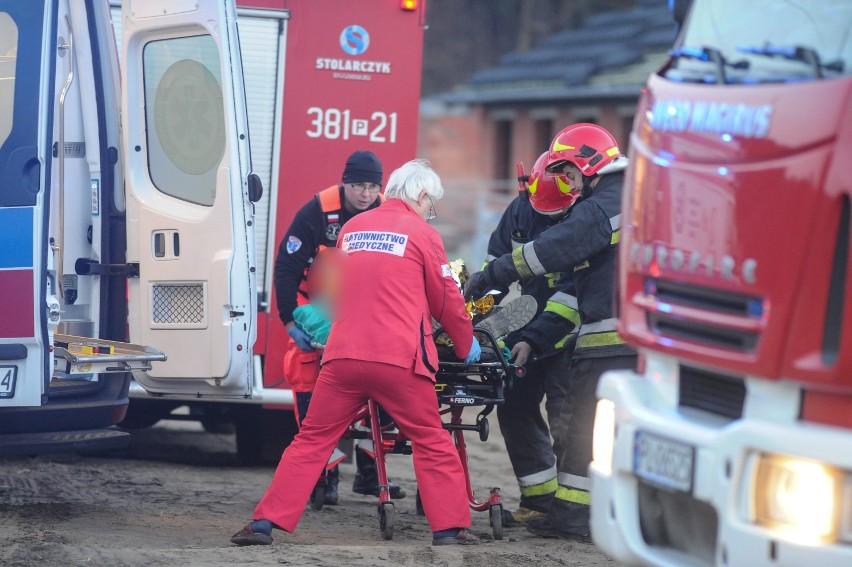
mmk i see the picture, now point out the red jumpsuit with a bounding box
[254,199,475,533]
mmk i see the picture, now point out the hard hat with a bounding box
[527,152,578,216]
[545,123,622,177]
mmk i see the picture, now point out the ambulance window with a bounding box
[143,35,224,207]
[0,13,17,148]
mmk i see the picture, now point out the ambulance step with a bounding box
[53,333,167,375]
[0,428,130,456]
[48,377,102,398]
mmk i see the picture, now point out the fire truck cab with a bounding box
[590,1,852,565]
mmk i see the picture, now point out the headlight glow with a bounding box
[752,454,841,544]
[593,399,616,475]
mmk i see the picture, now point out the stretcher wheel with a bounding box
[415,489,425,516]
[379,501,395,540]
[490,504,504,540]
[478,417,490,442]
[310,484,325,511]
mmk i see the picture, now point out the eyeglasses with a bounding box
[349,182,382,195]
[426,195,437,221]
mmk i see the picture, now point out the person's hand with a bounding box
[510,341,533,367]
[463,271,492,301]
[464,335,481,364]
[288,326,315,351]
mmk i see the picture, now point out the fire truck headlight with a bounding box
[593,399,616,475]
[751,454,840,544]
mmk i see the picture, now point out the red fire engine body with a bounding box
[590,1,852,566]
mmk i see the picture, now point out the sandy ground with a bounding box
[0,413,620,567]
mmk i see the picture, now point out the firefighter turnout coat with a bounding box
[486,195,578,357]
[483,172,634,359]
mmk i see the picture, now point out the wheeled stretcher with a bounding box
[309,328,525,541]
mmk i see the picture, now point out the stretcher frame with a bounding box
[310,328,525,541]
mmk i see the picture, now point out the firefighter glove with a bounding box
[463,270,492,301]
[464,335,481,364]
[288,326,315,352]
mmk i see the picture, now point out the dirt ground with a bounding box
[0,413,620,567]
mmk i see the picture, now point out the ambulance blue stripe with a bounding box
[0,208,34,268]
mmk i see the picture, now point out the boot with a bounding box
[324,465,339,505]
[352,447,407,499]
[526,502,591,542]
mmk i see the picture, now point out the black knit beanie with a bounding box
[342,150,383,186]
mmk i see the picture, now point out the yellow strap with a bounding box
[512,247,534,279]
[555,332,577,349]
[555,487,590,505]
[610,229,621,245]
[544,300,581,326]
[520,478,558,497]
[576,331,625,349]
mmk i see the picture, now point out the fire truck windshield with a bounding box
[668,0,851,84]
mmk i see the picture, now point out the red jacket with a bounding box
[322,199,473,380]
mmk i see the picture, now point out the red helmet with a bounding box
[545,123,622,176]
[527,152,578,216]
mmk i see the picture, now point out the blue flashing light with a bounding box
[747,298,764,318]
[721,133,732,142]
[718,166,729,176]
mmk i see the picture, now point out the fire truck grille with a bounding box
[151,283,206,327]
[646,279,761,352]
[679,365,745,420]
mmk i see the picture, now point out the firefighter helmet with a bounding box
[545,123,622,176]
[527,152,578,216]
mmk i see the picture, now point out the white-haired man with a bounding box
[232,159,481,546]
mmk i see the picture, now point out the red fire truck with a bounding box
[0,0,426,459]
[590,1,852,565]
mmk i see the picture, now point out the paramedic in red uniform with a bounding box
[232,159,482,546]
[273,150,404,504]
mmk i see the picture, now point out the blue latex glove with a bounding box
[288,326,315,351]
[464,335,481,364]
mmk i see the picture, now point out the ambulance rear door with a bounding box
[120,0,257,397]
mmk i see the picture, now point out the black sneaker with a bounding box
[230,523,273,546]
[352,474,407,499]
[432,528,481,546]
[526,516,591,542]
[324,485,339,505]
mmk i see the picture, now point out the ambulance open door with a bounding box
[120,0,258,397]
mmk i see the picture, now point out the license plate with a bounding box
[634,431,694,492]
[0,365,17,399]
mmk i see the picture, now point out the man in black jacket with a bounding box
[273,150,405,503]
[479,152,580,526]
[466,124,637,541]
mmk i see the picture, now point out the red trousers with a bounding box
[253,358,471,533]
